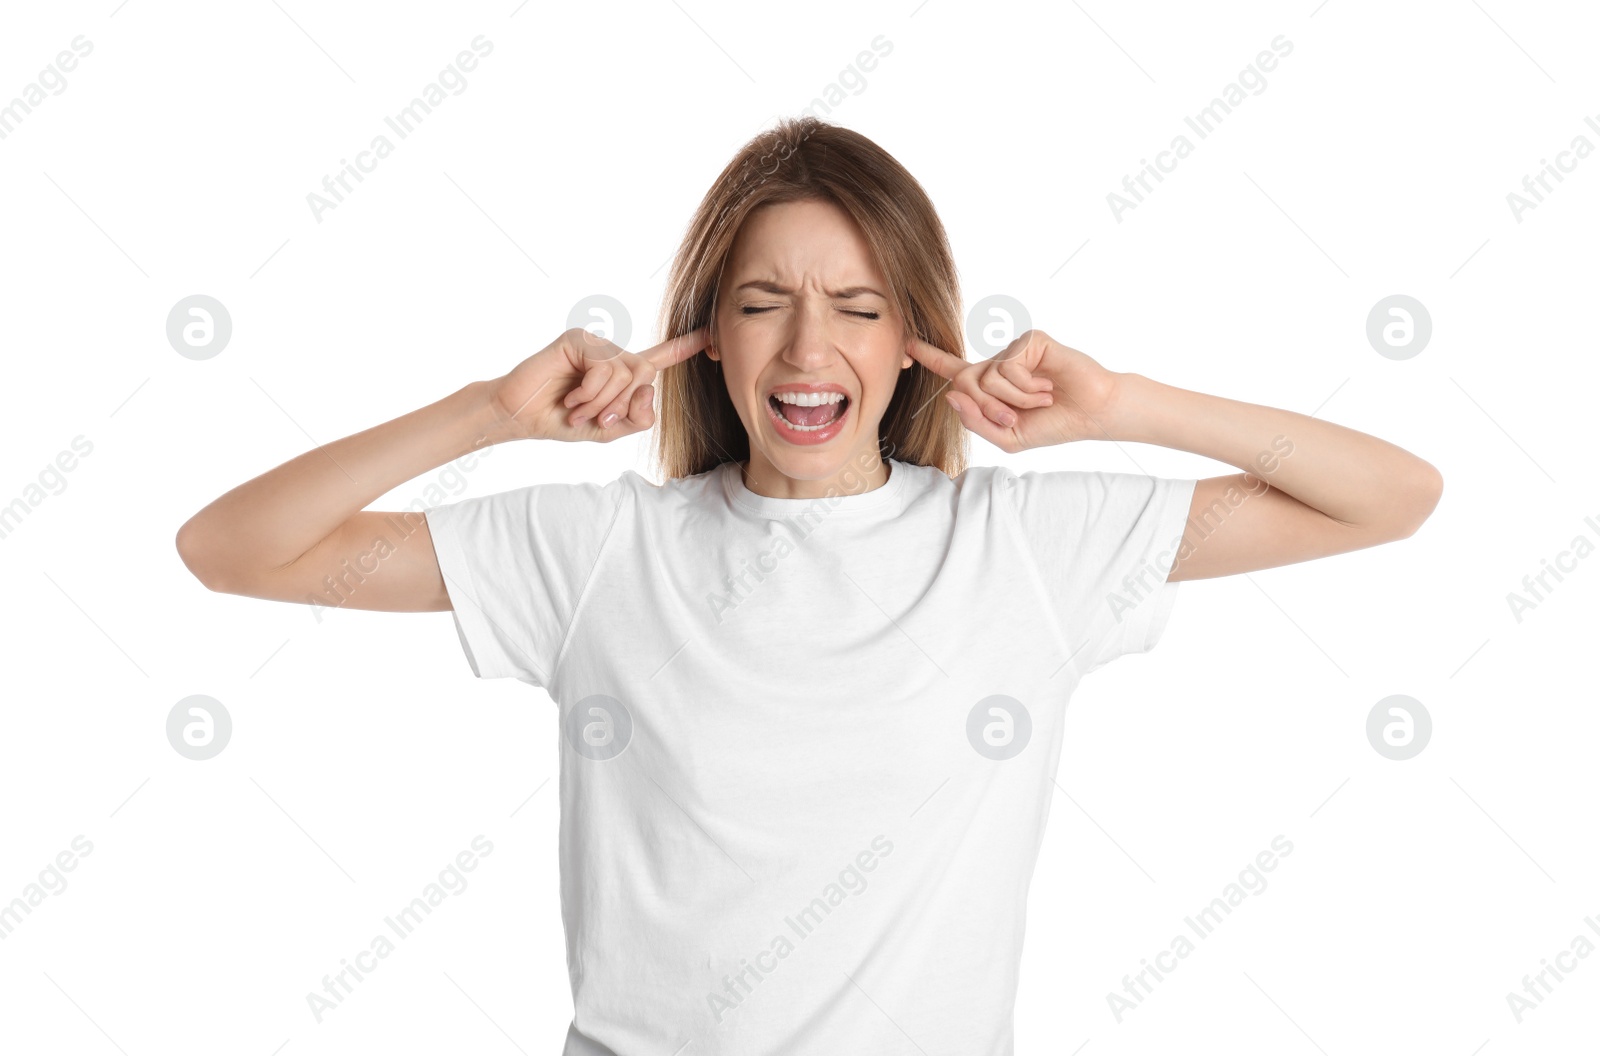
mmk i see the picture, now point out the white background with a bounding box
[1,0,1596,1053]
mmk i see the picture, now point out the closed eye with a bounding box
[740,306,880,319]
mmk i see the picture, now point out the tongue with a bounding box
[781,400,839,427]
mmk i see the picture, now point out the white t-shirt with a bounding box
[424,457,1197,1055]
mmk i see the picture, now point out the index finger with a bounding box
[641,327,711,371]
[906,336,969,381]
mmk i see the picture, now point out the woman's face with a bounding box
[710,197,912,493]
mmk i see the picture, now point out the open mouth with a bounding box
[767,390,849,433]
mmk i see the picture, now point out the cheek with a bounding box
[718,362,759,410]
[864,354,905,403]
[723,361,754,395]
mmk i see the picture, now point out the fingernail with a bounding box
[1001,410,1017,426]
[601,412,618,426]
[572,414,589,425]
[944,394,958,411]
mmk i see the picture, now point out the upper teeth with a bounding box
[773,391,845,406]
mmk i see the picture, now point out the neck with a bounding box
[740,445,892,500]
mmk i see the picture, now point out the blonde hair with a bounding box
[652,116,967,481]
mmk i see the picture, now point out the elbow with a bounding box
[1389,460,1444,539]
[175,516,234,593]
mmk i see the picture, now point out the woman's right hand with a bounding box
[486,326,710,442]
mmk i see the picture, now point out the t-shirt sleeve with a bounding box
[1000,468,1197,677]
[423,476,630,689]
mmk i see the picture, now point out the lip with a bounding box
[763,382,852,446]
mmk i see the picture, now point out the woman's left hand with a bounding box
[907,329,1124,452]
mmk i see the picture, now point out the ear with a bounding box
[707,344,719,362]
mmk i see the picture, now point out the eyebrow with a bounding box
[735,280,886,299]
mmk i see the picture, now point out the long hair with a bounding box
[652,117,967,481]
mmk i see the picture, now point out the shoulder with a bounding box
[426,469,650,527]
[615,464,725,507]
[932,461,1028,505]
[953,464,1187,531]
[875,459,1018,506]
[990,466,1169,506]
[888,461,1025,526]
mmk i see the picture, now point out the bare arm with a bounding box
[174,380,510,610]
[1103,373,1444,582]
[174,327,710,612]
[908,329,1443,583]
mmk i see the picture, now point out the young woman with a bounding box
[177,117,1442,1055]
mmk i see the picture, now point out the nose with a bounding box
[780,300,839,372]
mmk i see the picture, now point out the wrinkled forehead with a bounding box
[723,199,886,294]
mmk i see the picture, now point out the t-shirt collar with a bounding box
[721,457,910,518]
